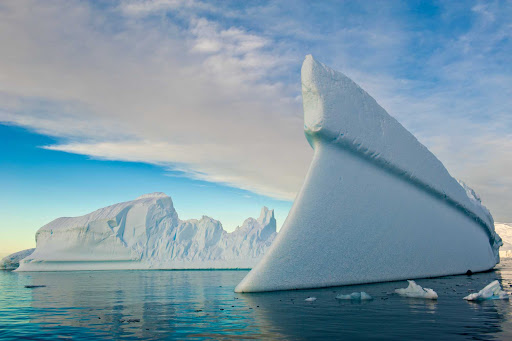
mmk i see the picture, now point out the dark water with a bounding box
[1,260,512,340]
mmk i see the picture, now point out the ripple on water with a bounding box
[0,260,512,340]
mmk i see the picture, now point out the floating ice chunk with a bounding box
[305,297,317,302]
[335,292,373,300]
[464,280,509,301]
[395,280,438,299]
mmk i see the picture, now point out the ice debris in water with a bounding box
[395,280,438,299]
[335,292,373,300]
[305,297,317,302]
[464,280,509,301]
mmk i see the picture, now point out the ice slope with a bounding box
[495,223,512,257]
[0,248,35,270]
[235,55,500,293]
[16,193,277,271]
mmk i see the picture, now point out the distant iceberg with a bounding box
[395,281,438,299]
[16,193,276,271]
[235,55,501,293]
[464,280,509,301]
[495,223,512,258]
[0,248,35,270]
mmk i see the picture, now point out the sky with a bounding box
[0,0,511,257]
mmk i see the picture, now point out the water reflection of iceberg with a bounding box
[22,271,267,339]
[242,273,509,340]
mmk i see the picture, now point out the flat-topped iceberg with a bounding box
[235,55,501,293]
[16,193,277,271]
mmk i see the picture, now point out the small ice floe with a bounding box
[335,292,373,300]
[395,280,438,299]
[305,297,317,302]
[464,280,509,301]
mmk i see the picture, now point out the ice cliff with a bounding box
[235,55,501,293]
[16,193,277,271]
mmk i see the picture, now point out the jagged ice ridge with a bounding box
[16,193,277,271]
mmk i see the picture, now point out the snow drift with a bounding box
[16,193,277,271]
[235,55,501,293]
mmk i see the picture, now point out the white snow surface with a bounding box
[16,193,277,271]
[301,55,498,256]
[395,280,438,299]
[0,248,35,270]
[235,55,499,293]
[335,292,373,300]
[464,280,509,301]
[495,223,512,258]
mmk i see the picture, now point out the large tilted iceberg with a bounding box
[235,55,501,292]
[16,193,277,271]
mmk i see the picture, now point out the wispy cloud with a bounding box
[0,0,510,221]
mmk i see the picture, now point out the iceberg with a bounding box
[0,248,35,270]
[464,280,509,301]
[235,55,501,293]
[395,280,438,299]
[16,193,277,271]
[495,223,512,258]
[335,292,373,300]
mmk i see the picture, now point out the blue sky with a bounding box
[1,0,511,256]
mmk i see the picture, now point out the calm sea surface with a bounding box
[1,260,512,340]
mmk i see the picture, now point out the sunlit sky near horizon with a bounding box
[1,0,511,257]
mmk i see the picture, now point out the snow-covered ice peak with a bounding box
[136,192,169,199]
[257,206,275,226]
[395,280,438,299]
[464,280,509,301]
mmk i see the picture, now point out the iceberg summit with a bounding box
[16,193,277,271]
[235,55,502,292]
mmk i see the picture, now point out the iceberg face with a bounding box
[16,193,277,271]
[464,280,509,301]
[335,292,373,300]
[235,55,500,293]
[0,248,35,270]
[395,280,438,299]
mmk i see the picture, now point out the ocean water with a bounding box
[1,260,512,340]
